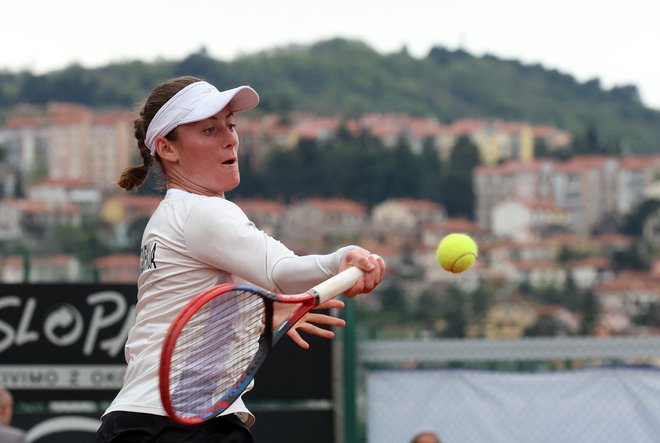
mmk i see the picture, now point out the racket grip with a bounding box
[313,266,364,304]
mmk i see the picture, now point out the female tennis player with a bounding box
[94,76,385,442]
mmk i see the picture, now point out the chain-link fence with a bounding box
[353,337,660,443]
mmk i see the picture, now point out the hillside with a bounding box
[1,38,659,153]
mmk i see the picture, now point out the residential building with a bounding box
[439,119,536,165]
[0,197,80,241]
[486,238,558,265]
[532,125,572,152]
[28,177,101,219]
[279,197,368,253]
[89,109,136,190]
[231,197,286,236]
[491,198,568,240]
[475,155,660,237]
[474,159,555,230]
[500,259,566,288]
[618,156,660,214]
[595,270,660,317]
[371,198,446,249]
[346,113,444,154]
[0,102,134,192]
[101,194,162,247]
[565,257,615,290]
[478,297,538,339]
[0,112,48,194]
[0,254,81,282]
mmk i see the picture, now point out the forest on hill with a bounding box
[0,38,658,153]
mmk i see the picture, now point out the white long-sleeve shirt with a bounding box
[103,189,356,426]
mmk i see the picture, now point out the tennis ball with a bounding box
[436,233,478,273]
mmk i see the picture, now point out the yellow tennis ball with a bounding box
[436,233,478,273]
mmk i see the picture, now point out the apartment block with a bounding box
[0,103,134,192]
[475,155,660,237]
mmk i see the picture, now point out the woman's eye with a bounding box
[228,123,237,132]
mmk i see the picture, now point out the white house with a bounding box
[28,178,101,219]
[491,198,567,240]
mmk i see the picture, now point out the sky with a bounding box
[3,0,660,110]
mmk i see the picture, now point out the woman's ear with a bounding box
[155,136,178,162]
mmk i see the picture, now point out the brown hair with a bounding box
[116,75,203,191]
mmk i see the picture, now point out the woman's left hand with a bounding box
[275,299,346,349]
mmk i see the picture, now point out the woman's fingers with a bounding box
[287,305,346,349]
[287,328,310,349]
[304,312,346,328]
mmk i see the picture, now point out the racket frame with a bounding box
[159,266,363,425]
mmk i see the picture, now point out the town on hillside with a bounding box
[2,102,660,341]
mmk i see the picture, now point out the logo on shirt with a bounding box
[140,242,157,271]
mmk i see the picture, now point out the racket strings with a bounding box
[168,288,266,419]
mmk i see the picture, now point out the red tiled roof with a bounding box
[303,198,367,214]
[446,119,484,135]
[532,125,562,137]
[566,256,612,269]
[95,254,140,267]
[427,217,484,234]
[32,177,95,189]
[33,254,78,265]
[619,155,660,171]
[474,159,545,175]
[596,271,660,293]
[510,260,561,271]
[592,233,633,247]
[4,115,44,128]
[93,110,134,125]
[387,198,444,212]
[512,198,563,212]
[232,198,286,215]
[8,198,50,214]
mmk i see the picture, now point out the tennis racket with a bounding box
[159,266,364,425]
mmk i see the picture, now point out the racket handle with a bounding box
[313,266,364,304]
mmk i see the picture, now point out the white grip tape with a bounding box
[313,266,364,304]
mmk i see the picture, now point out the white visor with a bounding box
[145,81,260,156]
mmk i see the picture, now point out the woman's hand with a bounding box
[274,247,385,349]
[275,299,346,349]
[339,248,386,298]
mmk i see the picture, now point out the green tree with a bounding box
[620,199,660,237]
[414,288,444,328]
[440,135,479,217]
[42,223,109,263]
[441,286,467,338]
[580,290,599,335]
[379,281,407,312]
[634,302,660,328]
[378,136,420,198]
[611,243,650,271]
[416,139,444,203]
[3,37,660,152]
[525,315,560,337]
